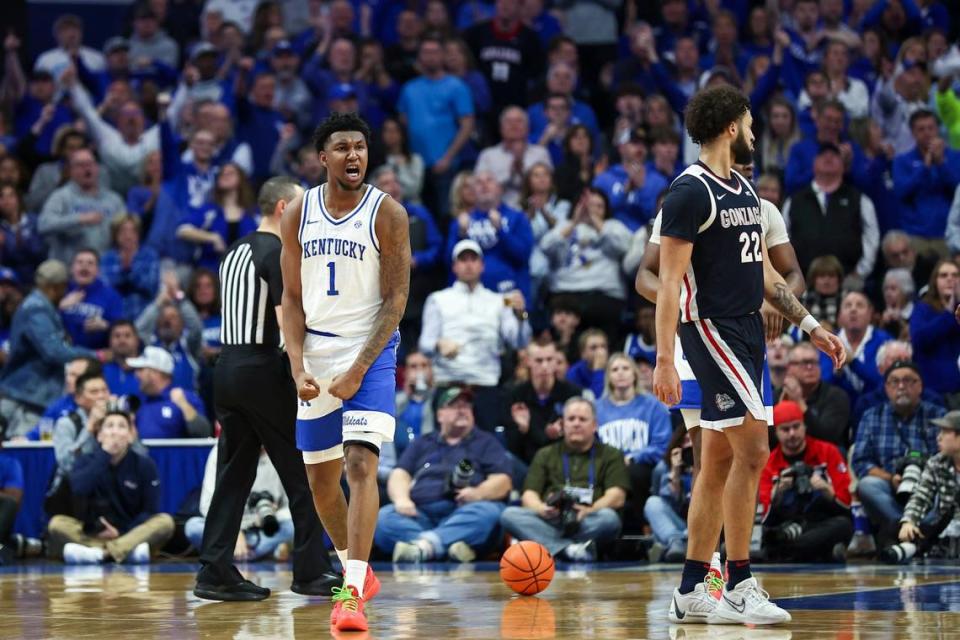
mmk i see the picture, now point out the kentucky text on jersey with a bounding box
[302,237,369,261]
[719,206,761,228]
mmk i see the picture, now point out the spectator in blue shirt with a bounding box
[60,249,123,351]
[0,185,46,286]
[528,63,600,144]
[643,426,693,562]
[596,354,671,530]
[892,110,960,246]
[37,357,101,440]
[127,346,211,439]
[0,449,25,564]
[852,361,944,546]
[566,328,609,399]
[444,171,534,303]
[102,321,141,398]
[46,403,174,564]
[235,71,285,183]
[443,38,492,144]
[910,260,960,398]
[187,269,222,369]
[825,292,893,411]
[784,100,869,195]
[100,214,160,322]
[375,386,512,563]
[11,70,75,158]
[398,36,476,218]
[176,163,258,271]
[592,126,668,231]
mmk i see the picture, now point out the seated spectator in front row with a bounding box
[643,427,694,562]
[501,396,628,562]
[128,346,211,439]
[881,411,960,564]
[853,361,945,548]
[0,450,41,564]
[376,387,512,563]
[46,403,174,564]
[0,260,94,440]
[52,371,110,474]
[186,446,294,562]
[758,401,853,563]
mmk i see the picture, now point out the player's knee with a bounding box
[343,436,381,481]
[738,439,769,471]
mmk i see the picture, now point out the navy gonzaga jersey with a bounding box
[660,162,764,321]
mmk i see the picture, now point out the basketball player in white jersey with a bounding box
[280,113,410,633]
[635,163,805,598]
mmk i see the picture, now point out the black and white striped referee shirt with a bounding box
[218,232,284,347]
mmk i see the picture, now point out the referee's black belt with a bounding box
[219,344,284,356]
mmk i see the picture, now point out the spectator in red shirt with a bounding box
[758,401,854,563]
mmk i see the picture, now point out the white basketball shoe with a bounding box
[668,582,719,624]
[707,577,792,625]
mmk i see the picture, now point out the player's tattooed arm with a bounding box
[761,240,811,326]
[354,197,411,373]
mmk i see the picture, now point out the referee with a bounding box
[194,177,340,601]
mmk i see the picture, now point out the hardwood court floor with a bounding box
[0,561,958,639]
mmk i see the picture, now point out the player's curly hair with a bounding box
[683,85,750,146]
[312,112,372,152]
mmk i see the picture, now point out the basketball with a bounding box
[499,541,555,595]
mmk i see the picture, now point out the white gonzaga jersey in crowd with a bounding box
[298,183,388,338]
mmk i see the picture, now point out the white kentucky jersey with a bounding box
[298,183,388,338]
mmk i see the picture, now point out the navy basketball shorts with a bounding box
[678,314,766,430]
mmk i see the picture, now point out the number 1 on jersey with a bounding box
[326,261,339,296]
[739,231,762,263]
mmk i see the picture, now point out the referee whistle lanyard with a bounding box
[563,443,596,493]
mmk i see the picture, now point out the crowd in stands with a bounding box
[0,0,959,566]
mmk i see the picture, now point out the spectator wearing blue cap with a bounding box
[269,40,312,131]
[60,249,124,351]
[0,185,45,285]
[0,260,95,439]
[785,100,869,196]
[165,43,233,127]
[302,38,376,126]
[592,126,667,232]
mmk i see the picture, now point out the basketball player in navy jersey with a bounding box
[637,161,804,598]
[653,86,845,625]
[280,112,410,633]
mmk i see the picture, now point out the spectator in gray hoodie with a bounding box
[540,186,631,346]
[38,149,125,264]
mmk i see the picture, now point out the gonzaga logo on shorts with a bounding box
[715,393,735,412]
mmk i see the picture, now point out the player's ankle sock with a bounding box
[679,559,710,594]
[345,560,368,598]
[726,559,752,590]
[335,548,349,569]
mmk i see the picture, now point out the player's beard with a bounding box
[731,128,753,165]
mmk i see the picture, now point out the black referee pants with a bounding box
[198,347,334,583]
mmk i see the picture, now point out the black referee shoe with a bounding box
[194,578,271,602]
[290,571,342,597]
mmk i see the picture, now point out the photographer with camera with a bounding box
[643,426,695,562]
[500,396,629,562]
[758,401,854,563]
[880,411,960,563]
[185,447,294,562]
[852,361,944,547]
[375,386,513,563]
